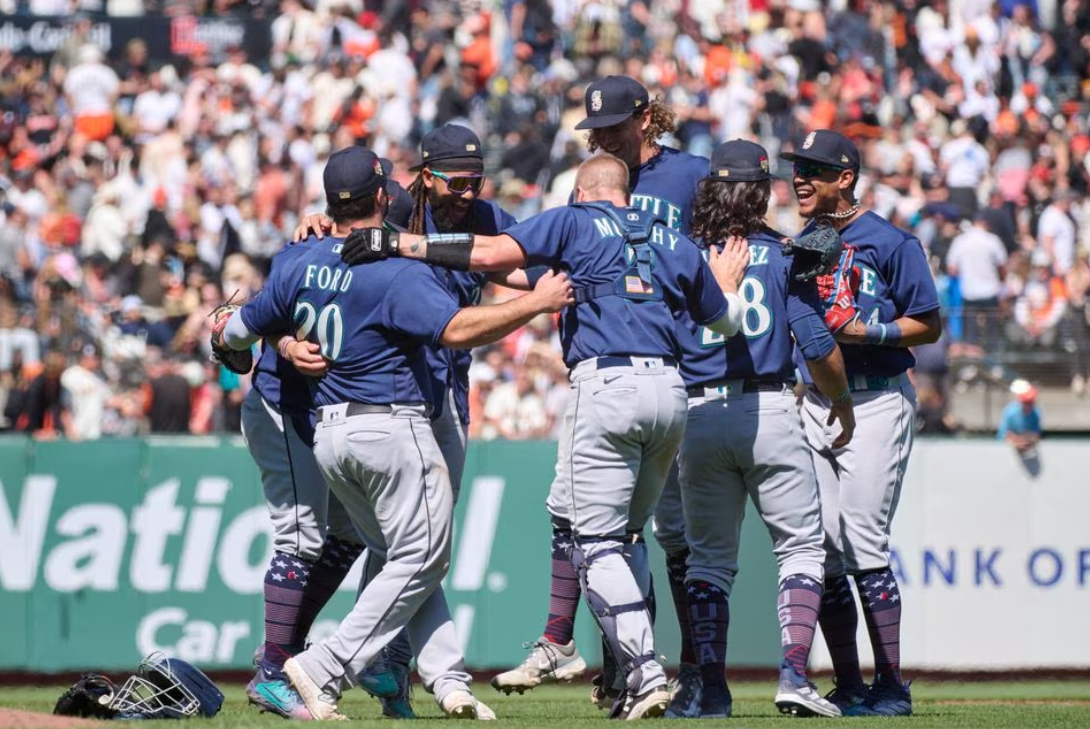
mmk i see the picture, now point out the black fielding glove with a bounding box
[341,227,400,265]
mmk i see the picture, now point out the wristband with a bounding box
[422,232,474,270]
[277,337,294,359]
[864,322,902,346]
[833,389,852,404]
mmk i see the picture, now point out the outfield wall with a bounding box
[1,436,1086,672]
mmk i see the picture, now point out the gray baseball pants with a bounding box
[679,386,825,596]
[800,376,917,577]
[546,357,687,695]
[293,403,472,703]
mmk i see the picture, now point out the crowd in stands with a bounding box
[1,0,1089,438]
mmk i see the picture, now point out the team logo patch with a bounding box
[718,169,730,177]
[591,90,603,112]
[760,157,769,172]
[841,154,850,164]
[625,276,654,294]
[466,144,477,151]
[339,191,351,199]
[634,99,642,107]
[374,160,383,176]
[422,151,430,158]
[802,131,817,150]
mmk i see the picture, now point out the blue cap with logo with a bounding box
[324,146,386,204]
[780,129,861,171]
[411,124,484,172]
[708,140,777,182]
[576,75,650,130]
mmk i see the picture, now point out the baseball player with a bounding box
[339,153,750,719]
[215,146,574,721]
[671,140,855,718]
[293,126,523,718]
[493,75,709,706]
[785,130,941,717]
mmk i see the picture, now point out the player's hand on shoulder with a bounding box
[529,270,574,313]
[341,227,400,265]
[293,212,333,243]
[707,235,750,293]
[283,339,329,377]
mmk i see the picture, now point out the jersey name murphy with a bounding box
[592,214,680,250]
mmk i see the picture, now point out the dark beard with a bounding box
[430,195,472,233]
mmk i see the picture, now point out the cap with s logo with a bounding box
[780,129,861,171]
[576,75,650,130]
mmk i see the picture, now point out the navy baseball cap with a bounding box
[708,140,777,182]
[324,146,386,204]
[411,124,484,172]
[575,75,649,130]
[780,130,861,171]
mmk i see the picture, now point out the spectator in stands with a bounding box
[60,342,111,441]
[1009,250,1068,348]
[18,348,68,438]
[939,119,990,218]
[946,213,1008,349]
[1037,188,1078,275]
[63,45,120,144]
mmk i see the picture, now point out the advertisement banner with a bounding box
[0,15,272,65]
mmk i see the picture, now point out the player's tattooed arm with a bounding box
[440,271,573,348]
[806,345,855,448]
[836,308,942,347]
[342,228,529,271]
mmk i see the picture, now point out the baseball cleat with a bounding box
[618,685,671,720]
[378,661,416,720]
[474,697,497,721]
[590,672,621,711]
[664,662,702,718]
[844,677,912,716]
[823,679,869,714]
[774,665,841,717]
[247,672,314,720]
[283,657,348,721]
[490,637,587,693]
[699,683,733,719]
[356,654,399,699]
[440,690,479,719]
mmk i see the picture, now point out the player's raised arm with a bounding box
[339,226,528,272]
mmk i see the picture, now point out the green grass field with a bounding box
[3,680,1090,728]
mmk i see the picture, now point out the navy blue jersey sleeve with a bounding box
[681,242,729,325]
[504,207,577,267]
[240,250,300,336]
[886,236,940,317]
[382,265,462,347]
[787,277,836,360]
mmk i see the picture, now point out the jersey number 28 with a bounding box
[294,301,344,360]
[701,276,772,346]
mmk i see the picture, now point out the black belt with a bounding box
[595,355,678,369]
[686,380,788,397]
[317,402,429,422]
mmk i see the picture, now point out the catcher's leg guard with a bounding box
[600,531,653,692]
[571,536,659,701]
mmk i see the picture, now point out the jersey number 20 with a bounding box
[701,276,772,346]
[294,301,344,360]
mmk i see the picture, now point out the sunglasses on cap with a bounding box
[430,170,485,196]
[793,160,846,179]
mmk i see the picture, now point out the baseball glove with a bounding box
[817,245,862,333]
[209,298,254,375]
[54,673,120,719]
[787,222,844,281]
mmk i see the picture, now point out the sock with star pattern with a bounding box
[666,548,696,664]
[778,574,824,677]
[687,580,729,690]
[543,527,581,645]
[262,551,312,668]
[818,574,865,688]
[294,536,364,649]
[855,568,903,684]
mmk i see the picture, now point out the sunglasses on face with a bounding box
[793,161,843,179]
[430,170,485,196]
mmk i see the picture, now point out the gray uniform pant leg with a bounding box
[547,360,687,694]
[295,405,468,698]
[241,389,331,562]
[801,381,917,577]
[680,390,825,597]
[651,460,687,555]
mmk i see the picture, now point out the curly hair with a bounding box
[586,98,678,153]
[690,178,772,246]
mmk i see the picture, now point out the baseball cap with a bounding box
[781,129,861,171]
[1010,379,1038,403]
[708,140,777,182]
[411,124,484,172]
[323,146,386,204]
[575,75,649,130]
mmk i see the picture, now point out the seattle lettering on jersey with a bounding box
[629,194,683,231]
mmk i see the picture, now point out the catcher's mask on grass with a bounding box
[110,652,224,719]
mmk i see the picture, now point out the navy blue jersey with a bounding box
[506,202,728,367]
[240,235,461,407]
[423,199,517,424]
[809,212,939,377]
[678,230,835,387]
[629,146,708,234]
